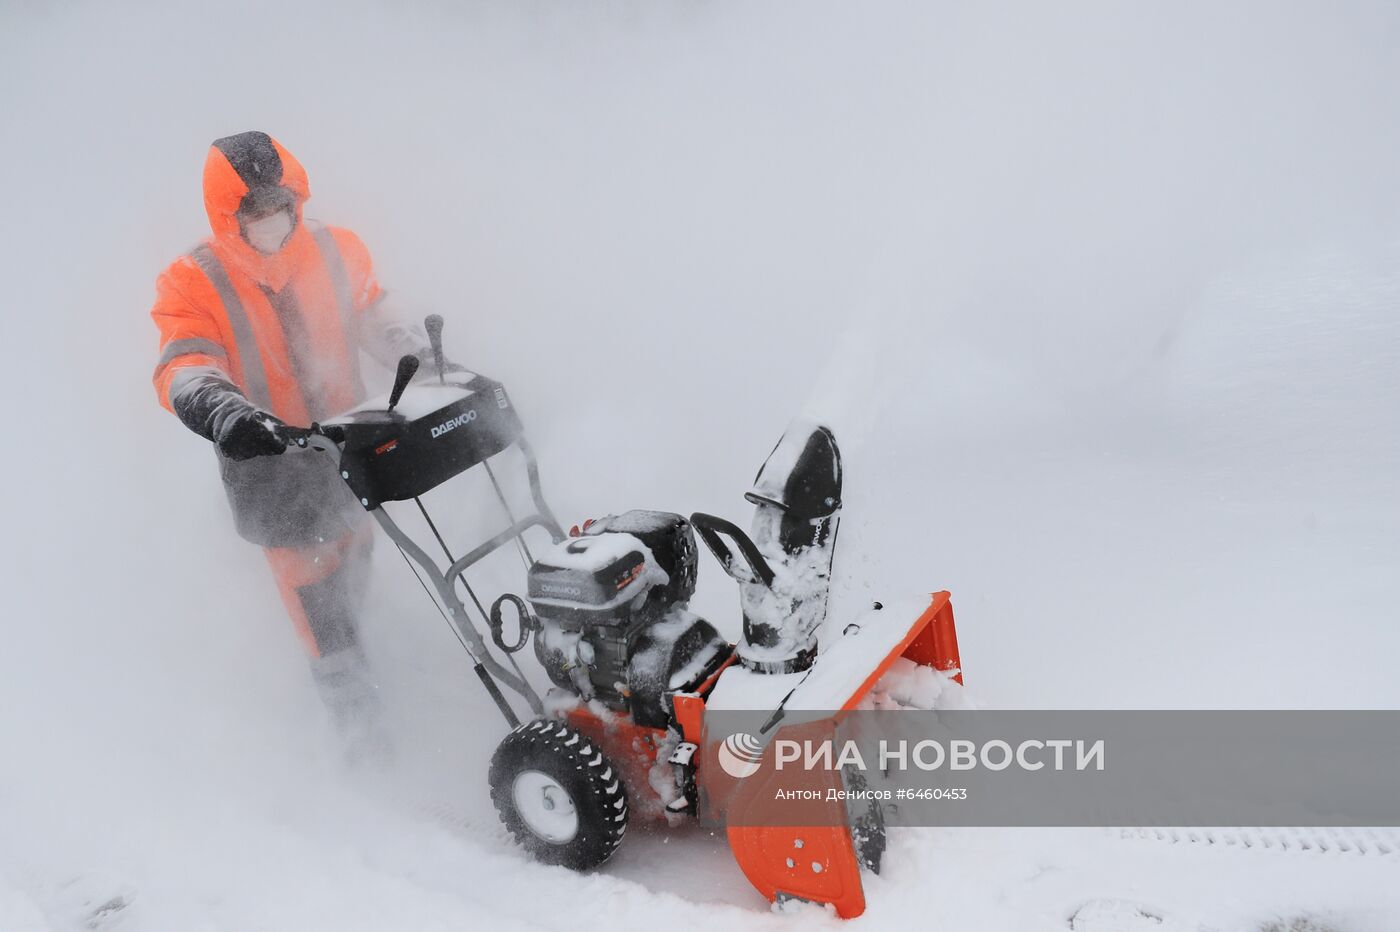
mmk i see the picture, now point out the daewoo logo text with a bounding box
[431,409,478,438]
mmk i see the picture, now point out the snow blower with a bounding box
[287,318,963,918]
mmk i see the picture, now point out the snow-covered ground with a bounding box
[2,2,1398,929]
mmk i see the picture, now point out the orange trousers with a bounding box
[263,520,374,658]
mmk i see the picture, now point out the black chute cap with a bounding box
[744,423,842,520]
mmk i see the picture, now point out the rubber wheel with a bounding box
[489,719,629,869]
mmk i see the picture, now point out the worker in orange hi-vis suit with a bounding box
[151,131,438,754]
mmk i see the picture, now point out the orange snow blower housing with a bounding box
[714,592,961,918]
[561,591,960,918]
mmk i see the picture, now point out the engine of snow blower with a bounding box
[525,511,730,728]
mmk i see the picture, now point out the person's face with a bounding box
[242,205,295,255]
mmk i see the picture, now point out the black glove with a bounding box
[171,373,288,460]
[216,407,289,461]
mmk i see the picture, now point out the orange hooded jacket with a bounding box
[152,132,414,547]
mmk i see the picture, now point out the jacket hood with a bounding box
[202,131,312,288]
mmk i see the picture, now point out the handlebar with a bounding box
[275,422,345,452]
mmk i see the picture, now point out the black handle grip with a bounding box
[425,314,446,384]
[689,512,776,588]
[275,422,346,449]
[388,354,420,412]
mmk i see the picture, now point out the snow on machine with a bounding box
[289,317,963,917]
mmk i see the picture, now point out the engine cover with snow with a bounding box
[581,510,699,607]
[526,533,658,624]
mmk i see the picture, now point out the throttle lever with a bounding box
[388,354,420,413]
[425,314,446,384]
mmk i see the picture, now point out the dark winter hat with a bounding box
[204,130,306,226]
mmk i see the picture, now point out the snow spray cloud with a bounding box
[702,711,1400,828]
